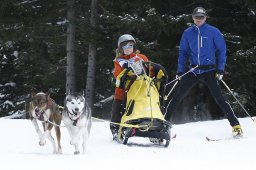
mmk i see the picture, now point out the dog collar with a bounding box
[73,118,79,126]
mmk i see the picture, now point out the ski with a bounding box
[206,136,243,141]
[206,137,222,141]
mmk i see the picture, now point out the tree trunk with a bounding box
[85,0,98,110]
[66,0,76,94]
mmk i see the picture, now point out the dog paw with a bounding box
[57,149,62,154]
[70,140,76,145]
[53,150,62,154]
[39,140,46,146]
[74,151,80,155]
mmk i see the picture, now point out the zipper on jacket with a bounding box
[196,26,201,74]
[201,36,203,48]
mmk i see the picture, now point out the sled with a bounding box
[116,61,172,147]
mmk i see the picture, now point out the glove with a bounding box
[216,70,224,80]
[122,63,128,69]
[216,73,223,80]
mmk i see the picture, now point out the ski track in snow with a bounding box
[0,117,256,170]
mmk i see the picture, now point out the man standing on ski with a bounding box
[165,7,243,137]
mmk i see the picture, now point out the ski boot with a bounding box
[232,125,243,138]
[110,124,119,141]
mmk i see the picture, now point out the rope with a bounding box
[46,120,66,127]
[0,107,146,129]
[141,61,156,131]
[0,111,153,129]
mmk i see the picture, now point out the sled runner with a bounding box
[115,61,172,147]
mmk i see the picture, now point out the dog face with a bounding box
[30,92,49,119]
[65,93,85,120]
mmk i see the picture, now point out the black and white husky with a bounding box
[62,92,92,154]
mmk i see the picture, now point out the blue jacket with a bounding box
[177,23,226,74]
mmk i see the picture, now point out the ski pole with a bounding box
[220,79,255,123]
[164,81,178,100]
[165,65,199,87]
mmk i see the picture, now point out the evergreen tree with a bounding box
[0,0,255,119]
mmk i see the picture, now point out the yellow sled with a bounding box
[116,61,172,147]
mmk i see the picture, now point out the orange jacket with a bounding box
[113,53,149,100]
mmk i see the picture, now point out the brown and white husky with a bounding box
[29,92,62,154]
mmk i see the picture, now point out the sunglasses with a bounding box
[122,44,134,50]
[193,15,206,20]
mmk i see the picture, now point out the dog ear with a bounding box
[47,88,53,95]
[68,89,71,95]
[31,92,36,98]
[45,92,51,99]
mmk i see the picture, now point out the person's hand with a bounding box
[216,73,223,80]
[176,72,183,81]
[122,63,128,69]
[216,70,224,80]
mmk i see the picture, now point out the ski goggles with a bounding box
[122,44,134,50]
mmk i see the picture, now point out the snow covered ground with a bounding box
[0,117,256,170]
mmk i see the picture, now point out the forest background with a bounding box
[0,0,255,122]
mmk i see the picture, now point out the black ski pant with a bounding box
[165,71,240,127]
[110,99,123,135]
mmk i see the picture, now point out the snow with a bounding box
[0,117,256,170]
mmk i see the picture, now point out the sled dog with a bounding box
[62,92,92,154]
[29,92,62,154]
